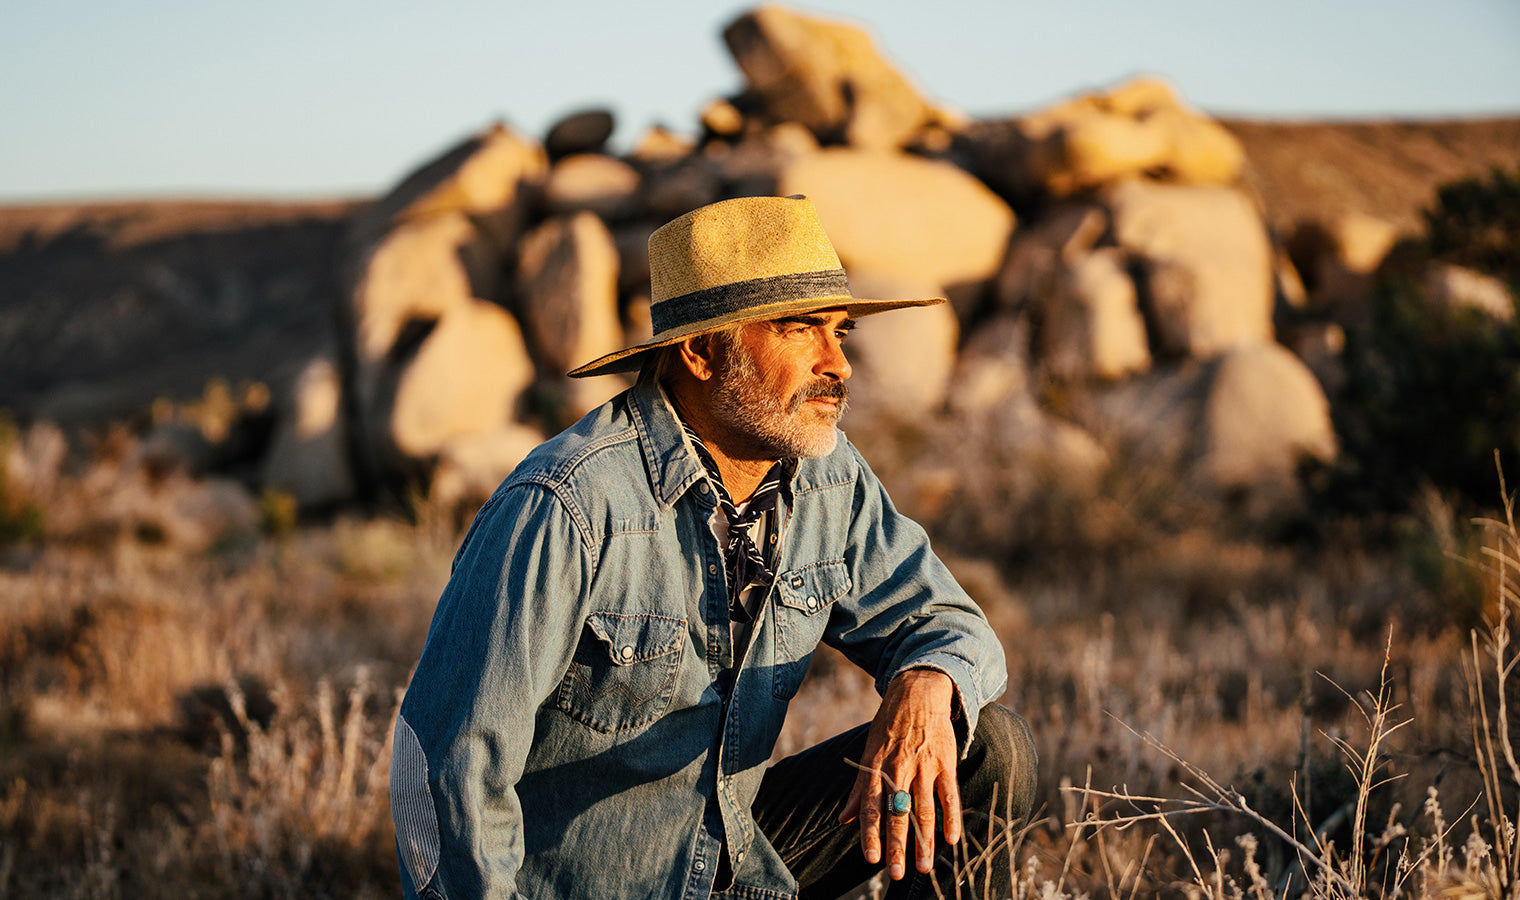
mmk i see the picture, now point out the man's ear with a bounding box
[677,334,719,382]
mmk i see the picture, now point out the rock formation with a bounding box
[721,5,943,150]
[24,3,1510,527]
[243,6,1351,520]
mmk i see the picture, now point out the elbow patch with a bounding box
[390,714,441,890]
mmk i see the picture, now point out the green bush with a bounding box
[1327,277,1520,514]
[1424,165,1520,286]
[1323,166,1520,518]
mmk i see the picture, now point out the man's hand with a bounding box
[838,668,960,881]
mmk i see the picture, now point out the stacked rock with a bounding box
[264,4,1343,524]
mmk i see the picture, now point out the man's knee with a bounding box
[961,703,1038,824]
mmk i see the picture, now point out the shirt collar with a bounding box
[626,379,801,509]
[625,380,707,511]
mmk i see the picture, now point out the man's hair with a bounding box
[637,327,743,387]
[637,345,681,386]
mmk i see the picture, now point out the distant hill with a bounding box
[1,116,1517,428]
[1220,115,1520,235]
[0,199,359,425]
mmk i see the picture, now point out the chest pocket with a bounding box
[771,560,851,700]
[555,612,686,733]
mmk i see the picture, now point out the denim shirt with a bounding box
[390,381,1008,900]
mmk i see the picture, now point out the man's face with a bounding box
[708,308,854,459]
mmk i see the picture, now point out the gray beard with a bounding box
[709,345,847,460]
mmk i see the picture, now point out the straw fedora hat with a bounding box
[568,194,943,377]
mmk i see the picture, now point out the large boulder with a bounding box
[337,124,547,488]
[1088,342,1335,519]
[1200,341,1337,503]
[344,211,501,473]
[700,97,747,139]
[514,213,625,415]
[945,314,1031,420]
[544,109,616,159]
[778,148,1015,312]
[712,122,819,196]
[1286,210,1399,308]
[390,299,535,459]
[347,212,495,366]
[347,123,546,249]
[722,5,937,150]
[992,201,1107,314]
[629,125,695,163]
[260,355,354,509]
[962,77,1244,200]
[1105,180,1274,358]
[543,153,642,221]
[1040,247,1151,381]
[612,221,658,296]
[639,157,723,223]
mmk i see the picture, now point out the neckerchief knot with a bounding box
[679,421,788,623]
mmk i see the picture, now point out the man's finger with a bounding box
[937,765,963,846]
[913,773,937,873]
[885,775,913,880]
[858,771,885,864]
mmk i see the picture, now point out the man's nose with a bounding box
[817,333,851,382]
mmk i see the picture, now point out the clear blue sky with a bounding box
[3,0,1517,202]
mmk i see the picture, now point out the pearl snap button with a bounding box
[694,860,706,872]
[805,596,817,610]
[698,482,709,493]
[620,645,634,661]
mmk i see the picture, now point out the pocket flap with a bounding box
[584,613,686,666]
[775,560,851,615]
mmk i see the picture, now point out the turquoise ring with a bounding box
[889,790,912,816]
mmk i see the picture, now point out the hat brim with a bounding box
[567,293,945,378]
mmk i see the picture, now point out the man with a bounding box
[391,195,1037,899]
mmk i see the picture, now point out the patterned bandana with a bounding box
[680,420,788,623]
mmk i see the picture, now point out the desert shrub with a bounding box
[1326,275,1520,517]
[0,415,46,546]
[1424,165,1520,287]
[1324,166,1520,523]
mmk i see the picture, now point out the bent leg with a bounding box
[754,703,1037,899]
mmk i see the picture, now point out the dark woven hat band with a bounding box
[650,269,851,336]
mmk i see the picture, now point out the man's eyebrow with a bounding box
[774,314,857,330]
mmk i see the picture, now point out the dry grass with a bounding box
[1,425,1515,899]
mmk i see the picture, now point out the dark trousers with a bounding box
[752,703,1038,899]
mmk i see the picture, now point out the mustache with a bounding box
[788,379,848,413]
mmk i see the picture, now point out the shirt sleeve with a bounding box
[824,441,1008,754]
[391,483,593,898]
